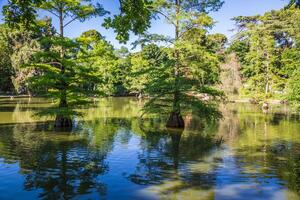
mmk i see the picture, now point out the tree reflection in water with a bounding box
[0,98,300,199]
[128,119,222,199]
[0,121,115,199]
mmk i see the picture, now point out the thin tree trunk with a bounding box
[265,51,270,96]
[167,0,184,128]
[265,81,269,95]
[55,5,72,128]
[262,49,270,111]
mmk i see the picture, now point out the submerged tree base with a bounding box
[166,112,185,128]
[54,115,73,129]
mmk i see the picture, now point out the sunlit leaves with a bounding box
[231,8,300,101]
[103,0,153,42]
[287,68,300,110]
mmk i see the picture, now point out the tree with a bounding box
[7,0,108,128]
[285,6,300,109]
[0,20,53,94]
[0,25,14,92]
[2,0,155,128]
[108,46,132,96]
[287,68,300,110]
[2,0,42,30]
[231,9,300,102]
[103,0,153,42]
[287,0,300,8]
[76,30,121,96]
[132,0,225,128]
[219,53,242,97]
[243,24,277,99]
[129,44,160,97]
[3,0,154,42]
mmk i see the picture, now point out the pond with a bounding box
[0,97,299,200]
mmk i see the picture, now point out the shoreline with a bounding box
[227,99,286,105]
[0,95,288,105]
[0,94,32,99]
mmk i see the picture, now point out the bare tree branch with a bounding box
[151,9,177,27]
[64,16,79,28]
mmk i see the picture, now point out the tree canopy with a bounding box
[230,6,300,104]
[1,0,300,129]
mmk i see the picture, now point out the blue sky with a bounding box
[0,0,290,49]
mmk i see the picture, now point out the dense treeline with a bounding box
[0,0,299,129]
[229,3,300,108]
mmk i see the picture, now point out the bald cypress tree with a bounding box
[132,0,225,128]
[2,0,154,128]
[21,0,108,128]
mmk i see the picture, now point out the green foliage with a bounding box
[129,0,225,125]
[132,31,225,122]
[0,23,51,93]
[287,67,300,110]
[3,0,107,30]
[103,0,153,42]
[227,40,249,66]
[76,30,121,96]
[0,25,14,92]
[286,0,300,8]
[28,36,102,117]
[129,44,171,96]
[2,0,110,125]
[111,47,132,96]
[38,0,108,26]
[77,32,132,96]
[2,0,41,30]
[3,0,156,43]
[231,8,300,101]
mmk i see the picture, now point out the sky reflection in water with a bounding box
[0,97,299,200]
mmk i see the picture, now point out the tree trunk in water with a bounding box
[54,115,72,128]
[166,112,185,128]
[166,0,184,129]
[54,90,72,128]
[54,8,72,129]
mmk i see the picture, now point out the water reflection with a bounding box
[0,123,111,199]
[0,98,299,199]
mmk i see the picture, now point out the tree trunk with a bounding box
[265,81,269,95]
[54,115,72,128]
[55,90,72,128]
[166,111,185,128]
[54,6,72,129]
[264,50,270,96]
[166,0,184,129]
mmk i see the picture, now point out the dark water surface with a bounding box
[0,97,299,200]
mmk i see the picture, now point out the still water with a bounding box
[0,97,299,200]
